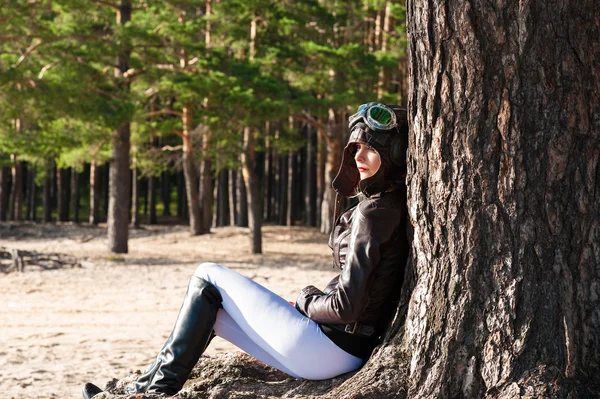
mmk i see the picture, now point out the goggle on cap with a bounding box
[332,104,408,197]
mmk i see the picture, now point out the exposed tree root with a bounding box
[0,247,81,273]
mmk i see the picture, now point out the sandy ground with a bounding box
[0,222,337,399]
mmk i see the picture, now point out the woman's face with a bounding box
[354,143,381,180]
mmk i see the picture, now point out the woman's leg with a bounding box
[194,262,363,380]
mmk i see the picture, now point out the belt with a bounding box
[343,322,375,337]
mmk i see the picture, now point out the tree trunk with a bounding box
[9,154,23,221]
[286,149,295,226]
[375,1,600,397]
[216,168,228,227]
[182,107,202,235]
[57,168,69,222]
[200,145,213,233]
[71,168,80,223]
[319,109,342,234]
[263,139,273,222]
[229,169,236,226]
[236,166,248,227]
[176,169,186,220]
[278,152,288,226]
[305,124,317,226]
[161,171,171,217]
[89,161,100,225]
[0,166,9,221]
[130,163,140,228]
[147,175,157,225]
[25,165,36,221]
[43,163,52,222]
[241,127,262,254]
[107,0,132,253]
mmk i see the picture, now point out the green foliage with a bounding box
[1,0,407,175]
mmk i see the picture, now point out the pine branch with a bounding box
[146,110,184,118]
[91,0,120,11]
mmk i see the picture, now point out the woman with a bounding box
[82,102,410,398]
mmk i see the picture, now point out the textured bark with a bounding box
[228,169,236,226]
[130,167,140,227]
[89,161,100,225]
[236,166,248,227]
[71,169,80,223]
[319,109,343,234]
[181,106,203,235]
[57,168,69,222]
[107,0,131,253]
[25,166,36,221]
[400,0,600,397]
[241,126,262,254]
[147,175,157,225]
[200,140,213,233]
[0,166,9,221]
[160,171,171,217]
[43,163,52,223]
[8,155,23,221]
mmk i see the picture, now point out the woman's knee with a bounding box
[194,262,223,280]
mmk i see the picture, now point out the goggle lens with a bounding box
[349,102,397,131]
[368,106,392,125]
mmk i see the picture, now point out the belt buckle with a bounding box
[344,323,358,334]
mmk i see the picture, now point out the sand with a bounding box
[0,222,337,399]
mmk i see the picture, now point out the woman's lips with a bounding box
[358,167,368,172]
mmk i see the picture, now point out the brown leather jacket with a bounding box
[295,183,409,357]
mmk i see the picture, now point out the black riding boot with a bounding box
[131,276,222,395]
[82,276,222,399]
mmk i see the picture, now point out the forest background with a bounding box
[0,0,408,253]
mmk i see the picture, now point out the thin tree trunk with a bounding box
[0,166,9,221]
[89,161,100,225]
[236,166,248,227]
[241,127,262,254]
[286,149,294,226]
[107,0,132,253]
[229,169,236,226]
[130,161,140,227]
[176,169,186,220]
[376,1,392,100]
[147,175,157,225]
[305,124,317,226]
[216,168,228,227]
[200,145,213,233]
[319,109,342,234]
[26,165,36,221]
[43,163,52,222]
[278,152,288,226]
[181,107,202,235]
[9,154,23,221]
[57,168,69,222]
[316,118,326,228]
[71,168,80,223]
[263,138,272,221]
[161,171,171,217]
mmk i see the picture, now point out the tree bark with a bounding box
[25,165,36,221]
[182,107,202,235]
[147,175,157,225]
[241,127,262,254]
[229,169,236,226]
[236,166,248,227]
[57,168,69,222]
[200,152,213,233]
[89,161,100,225]
[107,0,132,253]
[0,166,9,221]
[130,162,140,228]
[71,168,80,223]
[305,124,317,226]
[176,169,186,220]
[161,171,171,217]
[319,109,342,234]
[9,154,23,221]
[392,0,600,397]
[43,163,53,223]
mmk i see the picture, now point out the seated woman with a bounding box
[82,102,410,398]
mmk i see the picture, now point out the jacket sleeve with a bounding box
[295,201,398,324]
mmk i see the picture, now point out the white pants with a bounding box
[193,262,363,380]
